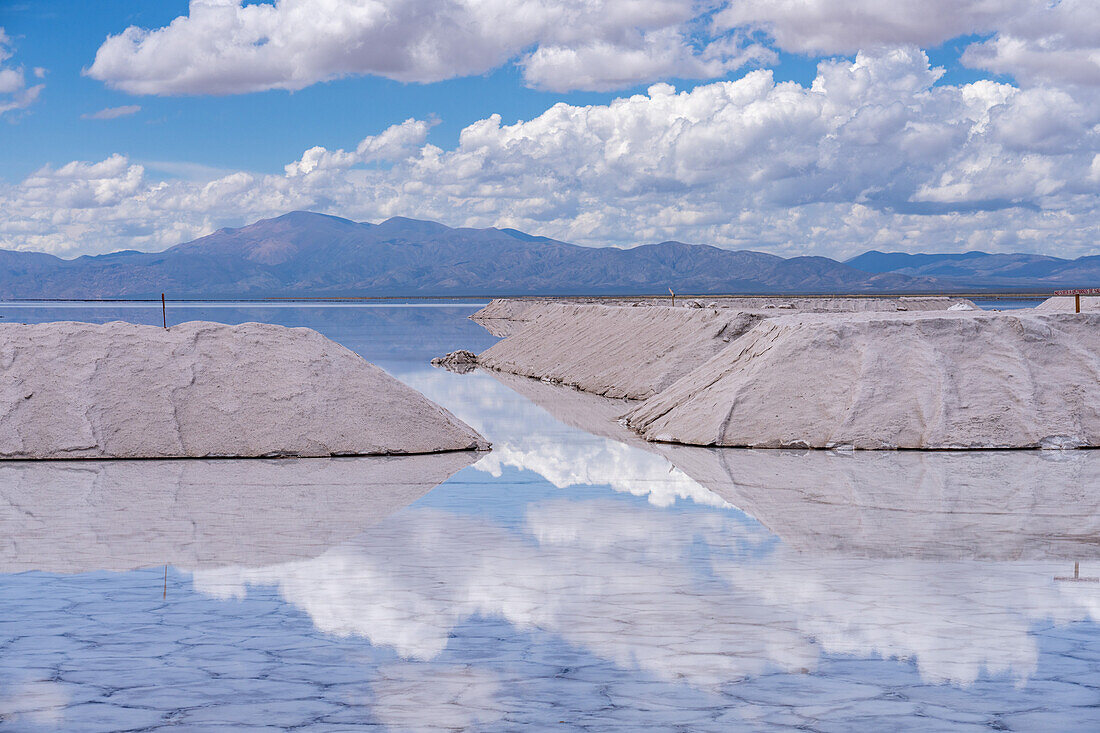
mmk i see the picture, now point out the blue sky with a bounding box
[0,1,1097,258]
[2,0,827,180]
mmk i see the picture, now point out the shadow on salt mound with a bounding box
[0,320,487,459]
[0,452,479,573]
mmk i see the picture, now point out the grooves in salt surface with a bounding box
[626,311,1100,450]
[0,320,487,459]
[477,304,769,400]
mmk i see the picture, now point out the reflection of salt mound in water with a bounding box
[478,304,769,399]
[484,372,1100,561]
[0,320,486,459]
[0,453,478,573]
[657,447,1100,560]
[629,311,1100,449]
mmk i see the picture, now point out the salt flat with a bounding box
[472,295,977,337]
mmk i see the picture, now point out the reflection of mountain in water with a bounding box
[482,370,1100,561]
[0,453,477,573]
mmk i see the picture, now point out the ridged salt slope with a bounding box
[0,321,487,459]
[1036,296,1100,311]
[477,304,770,400]
[627,311,1100,449]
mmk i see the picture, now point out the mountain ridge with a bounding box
[0,212,1095,298]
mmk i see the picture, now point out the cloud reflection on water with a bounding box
[191,367,1100,689]
[194,493,1100,687]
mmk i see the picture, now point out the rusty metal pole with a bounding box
[1076,293,1081,313]
[162,293,167,329]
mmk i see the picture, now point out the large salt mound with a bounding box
[1036,296,1100,312]
[477,304,769,399]
[627,311,1100,449]
[0,321,487,459]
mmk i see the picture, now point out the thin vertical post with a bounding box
[162,293,167,329]
[1076,293,1081,313]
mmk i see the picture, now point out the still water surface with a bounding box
[1,302,1099,731]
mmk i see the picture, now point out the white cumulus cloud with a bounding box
[86,0,769,94]
[5,49,1100,258]
[85,1,1100,95]
[962,0,1100,87]
[0,28,44,117]
[714,0,1026,54]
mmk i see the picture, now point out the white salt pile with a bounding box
[627,311,1100,449]
[0,321,487,459]
[1036,295,1100,311]
[477,304,769,399]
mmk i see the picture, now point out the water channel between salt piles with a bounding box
[1,301,1097,732]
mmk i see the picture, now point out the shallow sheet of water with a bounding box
[1,302,1098,731]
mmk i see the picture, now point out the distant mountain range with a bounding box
[845,251,1100,289]
[0,211,1096,298]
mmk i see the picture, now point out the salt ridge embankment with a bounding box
[0,321,487,459]
[477,304,770,399]
[472,301,1100,450]
[472,296,977,337]
[627,311,1100,449]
